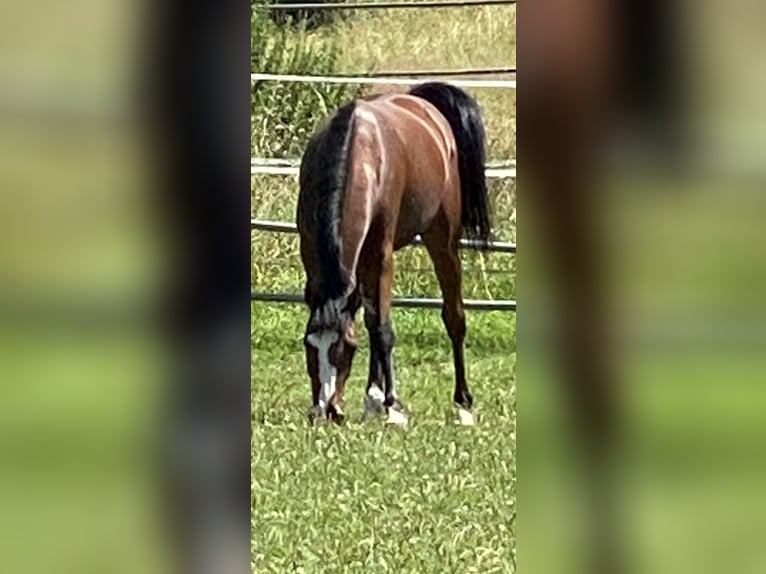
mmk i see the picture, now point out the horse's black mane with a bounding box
[300,100,357,323]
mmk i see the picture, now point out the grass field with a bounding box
[252,304,516,572]
[252,3,516,572]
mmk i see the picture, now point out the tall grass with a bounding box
[333,5,516,159]
[251,5,359,157]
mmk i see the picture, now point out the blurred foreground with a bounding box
[0,0,249,573]
[520,1,766,573]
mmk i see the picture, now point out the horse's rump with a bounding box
[353,95,462,248]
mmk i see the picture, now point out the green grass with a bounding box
[333,5,516,160]
[251,4,516,160]
[252,303,516,573]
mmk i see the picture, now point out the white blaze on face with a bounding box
[306,330,340,409]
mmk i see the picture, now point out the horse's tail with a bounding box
[409,82,491,243]
[299,100,357,303]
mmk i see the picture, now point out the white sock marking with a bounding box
[386,409,408,427]
[364,385,385,415]
[457,407,475,426]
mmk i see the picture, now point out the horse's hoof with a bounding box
[328,404,345,424]
[364,387,386,417]
[307,405,325,425]
[457,407,475,426]
[385,408,408,427]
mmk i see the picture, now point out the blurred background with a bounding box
[519,0,766,573]
[0,1,169,573]
[0,0,250,573]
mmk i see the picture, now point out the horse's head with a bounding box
[304,296,358,422]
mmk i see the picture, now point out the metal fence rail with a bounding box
[365,66,515,77]
[256,0,517,11]
[251,73,516,89]
[251,157,515,168]
[251,218,517,310]
[250,158,516,179]
[250,157,516,168]
[251,218,516,253]
[251,163,515,178]
[251,290,516,311]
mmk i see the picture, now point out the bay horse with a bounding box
[296,82,491,426]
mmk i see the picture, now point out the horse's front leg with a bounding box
[360,247,407,425]
[363,304,386,416]
[377,249,407,425]
[362,298,404,421]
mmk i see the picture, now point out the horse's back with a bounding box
[353,94,461,247]
[360,94,457,174]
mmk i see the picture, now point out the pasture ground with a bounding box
[252,303,515,573]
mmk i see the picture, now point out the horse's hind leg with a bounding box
[423,233,474,423]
